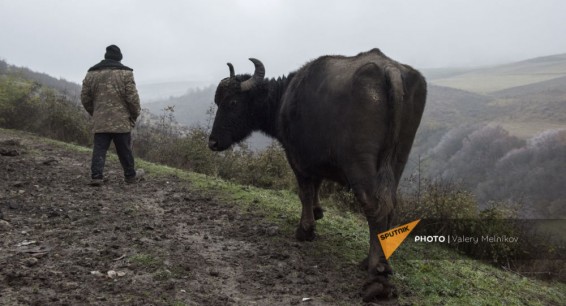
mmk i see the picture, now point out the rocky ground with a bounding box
[0,131,381,306]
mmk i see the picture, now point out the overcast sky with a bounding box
[1,0,565,84]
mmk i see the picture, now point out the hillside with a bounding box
[428,53,566,94]
[421,85,497,127]
[1,129,564,305]
[0,59,81,103]
[415,54,566,143]
[143,85,216,129]
[138,80,212,103]
[488,76,566,138]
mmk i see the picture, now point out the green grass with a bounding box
[3,128,565,305]
[129,253,162,270]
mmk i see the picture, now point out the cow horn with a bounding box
[240,58,265,91]
[227,63,235,77]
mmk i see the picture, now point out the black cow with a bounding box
[209,48,426,301]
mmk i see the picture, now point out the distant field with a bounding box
[494,121,566,139]
[431,74,563,94]
[427,53,566,94]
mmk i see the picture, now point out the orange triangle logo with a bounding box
[378,219,421,260]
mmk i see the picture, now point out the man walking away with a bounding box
[81,45,142,186]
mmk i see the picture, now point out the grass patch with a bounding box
[129,254,162,270]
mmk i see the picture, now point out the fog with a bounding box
[1,0,565,84]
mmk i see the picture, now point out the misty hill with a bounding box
[493,74,566,98]
[422,85,496,126]
[0,59,81,102]
[487,75,566,137]
[418,54,566,140]
[410,56,566,216]
[143,85,216,129]
[428,53,566,94]
[137,80,212,102]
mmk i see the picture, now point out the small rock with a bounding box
[7,201,19,209]
[0,148,20,156]
[117,271,126,277]
[31,252,48,259]
[16,240,37,247]
[164,281,175,290]
[265,226,280,236]
[0,139,21,146]
[107,270,117,278]
[209,270,220,277]
[90,271,104,277]
[0,220,12,231]
[136,169,145,180]
[23,257,39,267]
[13,181,24,187]
[42,158,58,165]
[63,282,79,290]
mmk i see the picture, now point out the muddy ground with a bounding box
[0,132,383,306]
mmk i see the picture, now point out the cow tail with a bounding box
[375,65,404,217]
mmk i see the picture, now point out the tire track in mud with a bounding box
[0,132,374,306]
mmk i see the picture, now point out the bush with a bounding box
[237,142,295,190]
[0,75,91,145]
[398,178,478,222]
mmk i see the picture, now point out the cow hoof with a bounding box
[295,226,316,241]
[362,276,397,302]
[313,207,324,220]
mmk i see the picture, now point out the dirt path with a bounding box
[0,132,375,306]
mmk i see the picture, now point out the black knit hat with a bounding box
[104,45,123,61]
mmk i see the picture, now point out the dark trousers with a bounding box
[91,132,136,180]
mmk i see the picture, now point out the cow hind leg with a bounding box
[295,177,321,241]
[312,180,324,220]
[351,175,397,301]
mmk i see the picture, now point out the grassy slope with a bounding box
[19,129,563,305]
[421,55,566,140]
[427,53,566,94]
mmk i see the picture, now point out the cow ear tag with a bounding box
[378,219,420,260]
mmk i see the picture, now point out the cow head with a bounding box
[208,58,265,151]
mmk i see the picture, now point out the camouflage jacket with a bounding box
[81,67,141,133]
